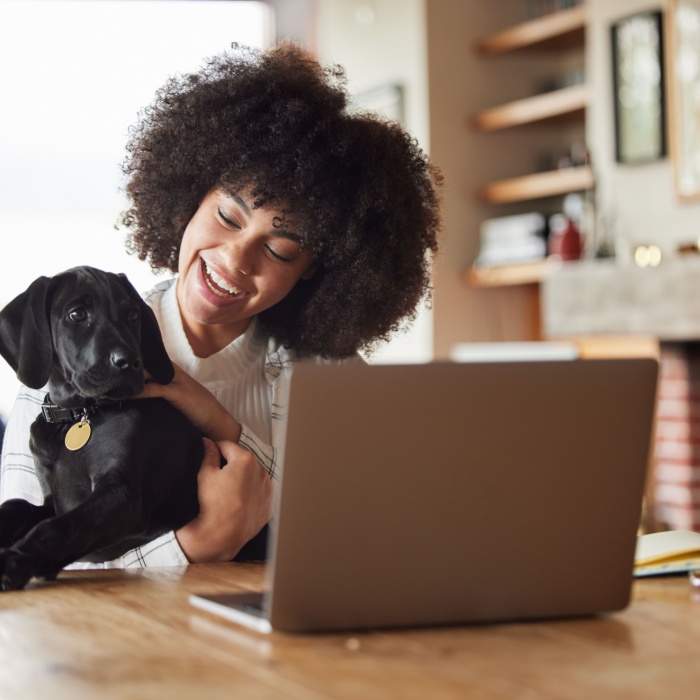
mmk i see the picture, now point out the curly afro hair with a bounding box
[121,43,442,358]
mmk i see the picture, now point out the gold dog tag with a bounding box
[65,421,91,451]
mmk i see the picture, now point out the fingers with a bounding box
[135,381,165,400]
[216,439,251,463]
[200,438,222,471]
[178,437,273,562]
[213,440,272,507]
[144,361,183,384]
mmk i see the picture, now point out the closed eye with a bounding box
[265,245,293,263]
[217,207,241,229]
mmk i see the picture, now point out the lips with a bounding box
[200,259,247,299]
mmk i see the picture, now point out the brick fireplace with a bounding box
[543,257,700,533]
[654,344,700,531]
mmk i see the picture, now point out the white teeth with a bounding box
[203,262,244,297]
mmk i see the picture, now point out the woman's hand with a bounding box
[138,363,241,442]
[176,439,273,563]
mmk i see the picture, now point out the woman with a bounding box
[0,44,442,567]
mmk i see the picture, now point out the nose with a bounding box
[224,235,254,276]
[111,349,142,372]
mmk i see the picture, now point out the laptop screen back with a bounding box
[266,359,658,633]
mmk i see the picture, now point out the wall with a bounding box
[0,0,272,422]
[587,0,700,259]
[314,0,433,362]
[268,0,318,46]
[426,0,565,357]
[315,0,429,149]
[426,0,700,358]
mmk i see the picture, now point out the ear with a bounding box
[117,274,175,385]
[0,276,55,389]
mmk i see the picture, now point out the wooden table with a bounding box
[0,564,698,699]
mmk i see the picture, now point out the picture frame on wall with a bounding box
[667,0,700,200]
[355,84,405,124]
[611,11,666,164]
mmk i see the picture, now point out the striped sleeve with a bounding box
[65,531,190,570]
[1,386,192,570]
[238,422,279,481]
[0,387,45,505]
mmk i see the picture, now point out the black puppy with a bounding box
[0,266,202,590]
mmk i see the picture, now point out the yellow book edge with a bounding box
[634,530,700,577]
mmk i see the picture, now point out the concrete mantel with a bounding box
[542,257,700,340]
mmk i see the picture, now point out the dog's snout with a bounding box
[111,351,142,372]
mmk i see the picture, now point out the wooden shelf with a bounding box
[473,84,588,131]
[463,5,589,342]
[477,5,586,55]
[467,259,556,287]
[479,165,594,204]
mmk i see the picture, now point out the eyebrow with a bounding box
[273,227,304,246]
[222,189,305,246]
[225,190,251,216]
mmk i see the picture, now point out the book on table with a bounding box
[634,530,700,577]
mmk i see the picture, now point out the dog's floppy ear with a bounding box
[0,276,55,389]
[117,274,175,385]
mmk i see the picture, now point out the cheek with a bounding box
[178,228,202,273]
[257,267,305,302]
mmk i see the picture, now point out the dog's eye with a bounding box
[68,308,88,323]
[127,309,140,324]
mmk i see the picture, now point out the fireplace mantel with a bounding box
[542,257,700,340]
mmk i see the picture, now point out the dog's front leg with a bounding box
[0,498,55,548]
[0,472,144,590]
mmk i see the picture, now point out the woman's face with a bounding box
[176,188,315,356]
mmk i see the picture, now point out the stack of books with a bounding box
[474,212,547,268]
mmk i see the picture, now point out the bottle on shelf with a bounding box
[548,213,582,260]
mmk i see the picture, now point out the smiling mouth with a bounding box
[201,260,246,298]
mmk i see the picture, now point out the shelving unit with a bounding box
[477,4,585,55]
[479,164,594,205]
[468,3,590,304]
[473,83,588,132]
[467,259,556,287]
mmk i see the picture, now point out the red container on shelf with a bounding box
[548,214,582,261]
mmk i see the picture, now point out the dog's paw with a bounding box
[0,549,36,591]
[0,514,24,549]
[0,499,45,548]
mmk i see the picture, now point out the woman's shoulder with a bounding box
[141,278,176,308]
[263,335,365,384]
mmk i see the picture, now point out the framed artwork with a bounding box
[355,84,405,123]
[611,12,666,164]
[667,0,700,199]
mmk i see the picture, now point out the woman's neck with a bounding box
[180,316,251,359]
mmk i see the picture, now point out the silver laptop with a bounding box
[190,358,658,633]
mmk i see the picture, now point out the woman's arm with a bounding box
[138,364,276,562]
[2,377,272,567]
[138,363,242,442]
[175,438,273,562]
[0,388,45,505]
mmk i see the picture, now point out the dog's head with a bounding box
[0,266,174,406]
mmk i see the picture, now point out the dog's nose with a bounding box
[110,351,142,372]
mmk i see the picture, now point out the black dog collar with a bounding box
[41,395,93,424]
